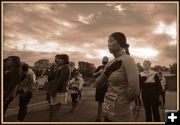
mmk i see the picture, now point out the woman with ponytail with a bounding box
[95,32,139,122]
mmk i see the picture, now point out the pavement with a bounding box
[3,86,177,122]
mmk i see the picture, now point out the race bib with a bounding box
[104,94,117,115]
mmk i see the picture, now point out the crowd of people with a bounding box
[3,32,166,122]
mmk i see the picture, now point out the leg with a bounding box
[138,94,141,106]
[4,96,14,114]
[46,92,51,105]
[70,94,75,111]
[104,116,112,122]
[142,94,152,122]
[71,93,78,112]
[4,87,18,114]
[95,88,105,122]
[135,98,138,107]
[97,102,103,121]
[18,92,32,121]
[78,90,82,101]
[162,91,165,107]
[152,95,160,122]
[49,103,61,121]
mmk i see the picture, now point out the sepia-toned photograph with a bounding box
[1,1,179,124]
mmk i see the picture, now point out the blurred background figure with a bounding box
[158,70,166,109]
[139,60,162,122]
[48,54,71,122]
[77,73,84,102]
[16,63,37,121]
[93,56,109,122]
[68,71,84,112]
[69,61,78,79]
[3,56,22,114]
[45,63,58,104]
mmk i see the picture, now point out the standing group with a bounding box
[3,31,166,122]
[94,32,166,122]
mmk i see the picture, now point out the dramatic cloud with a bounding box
[3,2,177,67]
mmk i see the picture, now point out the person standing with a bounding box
[46,62,58,105]
[140,60,162,122]
[3,56,22,115]
[48,54,71,122]
[93,56,109,122]
[69,61,78,79]
[77,73,84,101]
[69,61,82,101]
[95,32,139,122]
[17,63,37,121]
[68,71,84,112]
[158,71,166,109]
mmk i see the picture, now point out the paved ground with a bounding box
[3,86,177,122]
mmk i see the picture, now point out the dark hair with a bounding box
[70,61,75,66]
[74,70,80,75]
[110,32,130,55]
[22,63,29,72]
[7,56,21,67]
[55,54,61,59]
[57,54,69,64]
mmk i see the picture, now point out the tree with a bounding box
[34,59,51,69]
[161,66,169,72]
[33,59,52,77]
[169,63,177,75]
[78,61,96,77]
[151,65,162,71]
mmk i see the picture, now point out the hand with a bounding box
[99,69,104,74]
[104,60,122,77]
[146,72,154,78]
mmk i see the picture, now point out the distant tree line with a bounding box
[137,62,177,75]
[78,61,96,77]
[32,58,177,78]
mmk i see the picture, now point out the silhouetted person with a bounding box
[140,60,162,122]
[17,63,36,121]
[69,71,84,112]
[93,56,109,122]
[3,56,22,114]
[158,70,166,109]
[95,32,139,122]
[48,54,71,121]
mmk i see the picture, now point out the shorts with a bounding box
[95,85,107,102]
[50,92,68,105]
[71,93,78,103]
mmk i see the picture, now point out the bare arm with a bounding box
[124,57,139,102]
[93,66,104,78]
[93,70,102,78]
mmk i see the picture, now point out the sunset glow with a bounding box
[95,49,112,58]
[3,3,177,66]
[153,21,176,39]
[131,48,159,59]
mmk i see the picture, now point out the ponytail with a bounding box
[124,44,130,55]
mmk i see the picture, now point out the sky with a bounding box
[2,2,178,68]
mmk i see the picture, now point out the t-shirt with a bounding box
[104,54,139,121]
